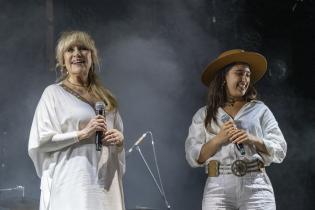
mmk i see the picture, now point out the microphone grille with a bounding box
[221,114,230,123]
[95,101,106,111]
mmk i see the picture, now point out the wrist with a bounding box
[250,135,261,146]
[212,137,223,147]
[215,134,227,145]
[77,130,87,141]
[116,140,124,147]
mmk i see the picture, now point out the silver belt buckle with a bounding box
[231,160,247,177]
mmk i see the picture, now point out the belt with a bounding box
[208,159,264,177]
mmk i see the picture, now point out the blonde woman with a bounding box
[28,31,125,210]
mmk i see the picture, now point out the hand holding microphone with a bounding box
[77,101,108,151]
[217,120,237,144]
[221,114,246,155]
[77,115,107,142]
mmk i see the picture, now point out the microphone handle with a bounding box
[95,108,105,151]
[236,143,245,155]
[96,132,102,151]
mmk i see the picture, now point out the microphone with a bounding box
[128,132,148,153]
[95,101,106,151]
[221,114,245,155]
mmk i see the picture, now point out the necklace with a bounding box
[66,78,88,88]
[226,97,236,107]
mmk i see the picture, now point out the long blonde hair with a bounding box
[55,31,118,111]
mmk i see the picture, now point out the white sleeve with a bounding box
[260,107,287,166]
[28,87,79,177]
[185,108,215,168]
[112,110,126,174]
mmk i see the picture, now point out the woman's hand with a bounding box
[197,120,236,164]
[102,129,124,147]
[229,129,269,153]
[77,115,107,141]
[216,121,237,145]
[229,129,256,145]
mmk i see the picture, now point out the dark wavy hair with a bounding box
[204,62,258,128]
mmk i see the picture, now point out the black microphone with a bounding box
[95,101,106,151]
[221,114,245,155]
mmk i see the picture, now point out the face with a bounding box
[63,44,92,78]
[225,64,251,99]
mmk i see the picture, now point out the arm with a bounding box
[259,108,287,165]
[198,121,236,164]
[29,88,79,154]
[103,110,125,175]
[229,107,287,165]
[28,87,79,177]
[185,108,234,167]
[102,110,124,149]
[229,129,269,154]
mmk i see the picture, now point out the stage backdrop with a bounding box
[0,0,314,209]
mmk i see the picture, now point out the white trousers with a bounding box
[202,171,276,210]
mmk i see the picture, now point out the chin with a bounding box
[72,67,87,74]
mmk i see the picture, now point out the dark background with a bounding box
[1,0,315,209]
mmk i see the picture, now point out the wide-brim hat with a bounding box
[201,49,267,86]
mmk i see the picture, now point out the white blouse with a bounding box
[28,84,125,210]
[185,100,287,172]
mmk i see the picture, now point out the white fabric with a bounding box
[28,84,125,210]
[185,100,287,209]
[185,100,287,170]
[202,171,276,210]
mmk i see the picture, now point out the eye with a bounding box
[66,47,74,52]
[235,71,243,76]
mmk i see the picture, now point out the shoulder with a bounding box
[192,106,207,123]
[42,83,63,97]
[38,84,64,104]
[250,100,269,111]
[250,100,277,120]
[43,83,62,93]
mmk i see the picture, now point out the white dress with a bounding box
[28,84,125,210]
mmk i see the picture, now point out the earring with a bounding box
[222,81,226,88]
[61,67,68,75]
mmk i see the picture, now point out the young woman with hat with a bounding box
[185,49,287,209]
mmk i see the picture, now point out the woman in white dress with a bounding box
[28,31,125,210]
[185,49,287,210]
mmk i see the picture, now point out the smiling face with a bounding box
[63,44,92,78]
[56,31,99,82]
[225,63,251,99]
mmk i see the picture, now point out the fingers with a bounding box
[90,116,107,132]
[223,123,236,137]
[95,114,106,120]
[102,129,124,146]
[230,130,247,144]
[223,121,235,129]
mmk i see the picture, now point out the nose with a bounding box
[241,73,247,82]
[73,47,82,56]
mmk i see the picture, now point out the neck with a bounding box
[67,76,88,87]
[225,95,245,107]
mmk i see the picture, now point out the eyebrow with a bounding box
[235,69,251,73]
[67,43,87,48]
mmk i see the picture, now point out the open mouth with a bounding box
[71,60,85,64]
[238,83,247,91]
